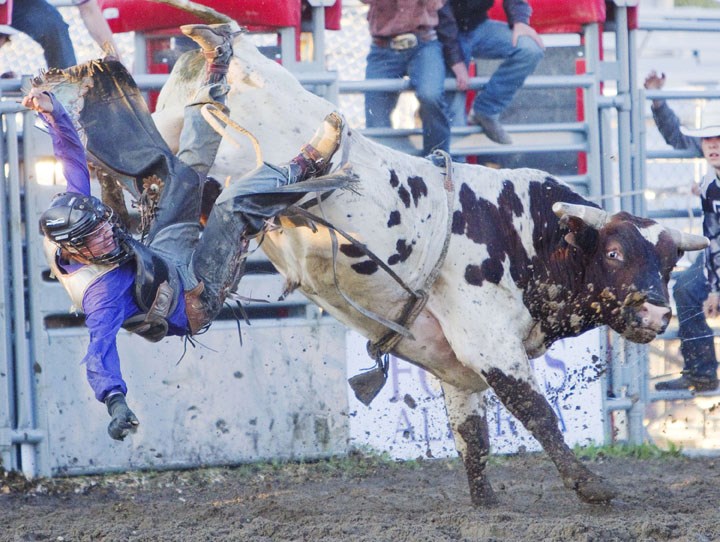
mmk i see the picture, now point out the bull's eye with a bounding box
[606,249,623,262]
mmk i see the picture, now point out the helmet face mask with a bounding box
[60,220,121,263]
[40,192,131,265]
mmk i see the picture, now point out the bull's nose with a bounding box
[638,303,671,333]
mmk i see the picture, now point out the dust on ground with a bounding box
[2,451,719,542]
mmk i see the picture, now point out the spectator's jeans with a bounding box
[365,39,450,155]
[453,18,543,121]
[673,254,719,378]
[12,0,77,68]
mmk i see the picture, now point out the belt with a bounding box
[372,30,437,51]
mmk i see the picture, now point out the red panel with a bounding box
[303,1,342,31]
[324,0,342,30]
[99,0,300,33]
[0,0,12,26]
[99,0,341,34]
[628,6,638,30]
[487,0,606,34]
[575,58,587,175]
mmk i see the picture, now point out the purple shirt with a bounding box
[44,93,189,402]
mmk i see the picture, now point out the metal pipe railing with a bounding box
[0,109,16,473]
[7,101,39,478]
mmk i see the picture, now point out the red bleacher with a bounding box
[487,0,637,34]
[0,0,13,35]
[97,0,341,34]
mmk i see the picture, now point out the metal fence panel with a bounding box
[0,110,15,471]
[17,112,350,477]
[33,319,348,476]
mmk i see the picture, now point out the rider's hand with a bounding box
[21,88,54,114]
[644,71,667,109]
[704,292,720,319]
[105,393,140,441]
[644,70,666,90]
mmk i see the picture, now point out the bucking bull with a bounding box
[36,6,706,505]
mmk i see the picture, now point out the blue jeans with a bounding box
[12,0,77,68]
[452,19,543,122]
[673,254,719,378]
[365,39,450,155]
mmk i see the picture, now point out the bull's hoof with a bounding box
[574,477,618,504]
[469,480,499,507]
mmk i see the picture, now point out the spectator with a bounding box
[645,70,719,392]
[362,0,465,156]
[2,0,121,69]
[447,0,544,145]
[26,23,344,440]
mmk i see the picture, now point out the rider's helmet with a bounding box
[39,192,131,265]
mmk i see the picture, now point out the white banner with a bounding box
[346,329,605,459]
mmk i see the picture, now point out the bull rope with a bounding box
[200,104,263,170]
[284,150,455,353]
[200,107,456,350]
[367,149,456,358]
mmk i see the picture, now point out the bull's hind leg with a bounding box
[483,367,617,504]
[441,384,497,506]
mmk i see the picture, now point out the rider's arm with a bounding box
[80,267,138,402]
[36,93,92,196]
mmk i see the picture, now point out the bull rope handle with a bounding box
[201,104,263,169]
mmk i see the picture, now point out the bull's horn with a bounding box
[667,227,709,251]
[552,202,609,228]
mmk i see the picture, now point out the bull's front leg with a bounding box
[441,384,497,506]
[483,367,617,504]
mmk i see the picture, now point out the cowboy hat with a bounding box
[681,102,720,138]
[0,26,18,37]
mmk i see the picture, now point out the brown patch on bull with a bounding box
[407,176,428,206]
[174,51,205,82]
[397,185,411,208]
[465,259,503,286]
[389,169,399,188]
[483,368,617,504]
[457,414,497,506]
[388,239,413,265]
[339,243,366,258]
[453,181,526,287]
[387,210,401,228]
[351,260,379,275]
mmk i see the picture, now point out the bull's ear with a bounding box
[562,217,599,253]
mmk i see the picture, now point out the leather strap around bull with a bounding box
[199,106,455,352]
[368,149,455,357]
[284,150,455,352]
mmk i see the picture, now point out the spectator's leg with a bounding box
[465,19,543,118]
[674,256,718,379]
[11,0,76,68]
[409,39,450,155]
[364,44,405,129]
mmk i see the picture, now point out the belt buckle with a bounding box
[390,33,418,51]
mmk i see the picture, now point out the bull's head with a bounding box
[552,202,708,343]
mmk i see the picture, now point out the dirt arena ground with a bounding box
[2,452,719,542]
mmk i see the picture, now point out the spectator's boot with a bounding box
[655,372,719,392]
[185,112,345,334]
[468,110,513,145]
